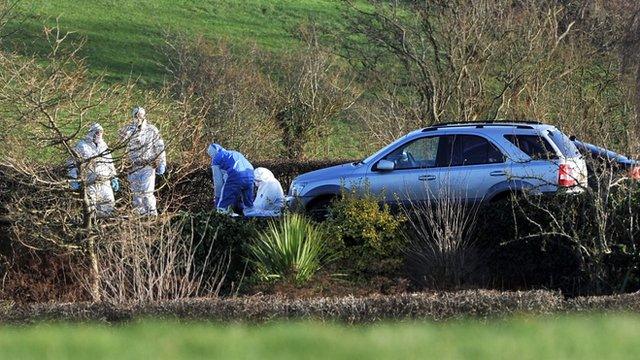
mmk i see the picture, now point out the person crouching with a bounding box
[207,143,255,215]
[244,167,284,217]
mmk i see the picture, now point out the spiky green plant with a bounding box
[249,214,331,283]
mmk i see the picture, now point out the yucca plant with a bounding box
[249,213,332,283]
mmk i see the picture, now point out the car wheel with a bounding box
[307,197,335,221]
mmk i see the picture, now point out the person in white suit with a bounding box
[67,123,119,218]
[244,167,284,217]
[120,106,167,216]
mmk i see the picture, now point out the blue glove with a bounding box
[111,178,120,192]
[70,180,81,190]
[156,163,166,175]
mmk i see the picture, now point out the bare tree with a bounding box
[343,0,583,145]
[160,33,282,161]
[274,22,360,159]
[0,23,130,301]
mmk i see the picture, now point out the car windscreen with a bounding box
[547,130,581,158]
[361,134,411,164]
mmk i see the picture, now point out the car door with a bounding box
[365,136,441,205]
[430,134,508,201]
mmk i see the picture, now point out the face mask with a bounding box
[94,131,103,144]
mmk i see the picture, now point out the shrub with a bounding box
[249,213,332,284]
[403,195,482,290]
[92,214,232,303]
[180,211,265,293]
[475,177,640,296]
[326,188,405,276]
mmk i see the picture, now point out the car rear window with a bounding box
[547,130,581,158]
[504,134,558,160]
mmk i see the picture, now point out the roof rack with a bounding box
[422,120,541,132]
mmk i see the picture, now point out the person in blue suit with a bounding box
[207,143,255,214]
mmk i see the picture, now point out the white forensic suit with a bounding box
[120,107,167,216]
[67,123,118,218]
[244,167,284,217]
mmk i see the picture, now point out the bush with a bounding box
[403,196,483,290]
[249,213,332,284]
[180,211,266,293]
[326,189,405,276]
[475,179,640,295]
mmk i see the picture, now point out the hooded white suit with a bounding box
[120,108,167,216]
[244,167,284,217]
[68,123,117,218]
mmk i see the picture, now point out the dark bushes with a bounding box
[179,211,267,293]
[474,184,640,296]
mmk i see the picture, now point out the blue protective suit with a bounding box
[208,144,255,213]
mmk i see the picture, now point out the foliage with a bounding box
[326,188,405,276]
[249,213,332,284]
[180,211,264,292]
[403,195,482,290]
[475,176,640,295]
[341,0,640,151]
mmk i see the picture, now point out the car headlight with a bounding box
[290,181,308,196]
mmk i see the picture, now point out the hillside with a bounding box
[10,0,348,84]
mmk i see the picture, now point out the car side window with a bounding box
[383,136,439,170]
[436,135,504,167]
[504,134,558,160]
[459,135,505,165]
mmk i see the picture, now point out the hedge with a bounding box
[3,290,640,324]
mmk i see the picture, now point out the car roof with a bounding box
[418,121,556,134]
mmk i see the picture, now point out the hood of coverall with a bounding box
[86,123,104,145]
[132,106,148,127]
[254,167,275,184]
[207,143,225,158]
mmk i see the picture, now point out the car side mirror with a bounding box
[376,159,395,171]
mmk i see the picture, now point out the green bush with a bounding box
[326,188,405,276]
[248,213,332,284]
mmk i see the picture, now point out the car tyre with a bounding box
[307,196,335,222]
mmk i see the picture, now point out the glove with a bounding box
[111,178,120,192]
[70,180,81,190]
[156,163,166,175]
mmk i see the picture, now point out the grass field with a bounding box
[10,0,350,84]
[0,314,639,359]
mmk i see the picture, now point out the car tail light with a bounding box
[629,166,640,180]
[558,163,577,187]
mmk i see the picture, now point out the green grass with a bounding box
[1,315,640,359]
[9,0,350,85]
[3,1,371,160]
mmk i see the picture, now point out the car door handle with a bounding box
[418,175,436,181]
[490,171,506,177]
